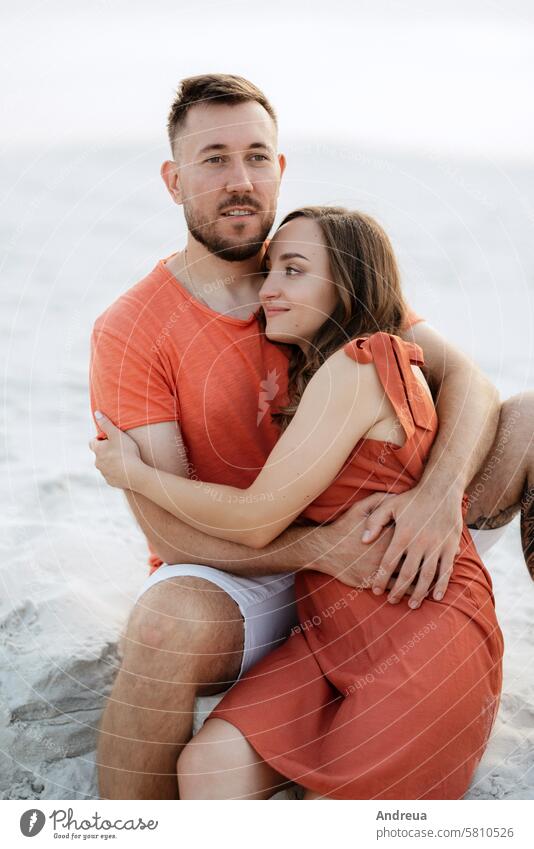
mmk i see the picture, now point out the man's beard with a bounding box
[183,200,275,261]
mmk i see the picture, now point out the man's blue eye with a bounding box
[250,154,268,161]
[206,156,224,164]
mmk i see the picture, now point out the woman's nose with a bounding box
[259,271,282,301]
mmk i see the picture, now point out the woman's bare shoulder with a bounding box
[311,346,388,414]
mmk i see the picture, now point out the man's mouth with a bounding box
[220,207,257,218]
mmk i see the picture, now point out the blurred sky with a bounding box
[1,0,533,159]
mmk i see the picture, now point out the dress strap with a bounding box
[343,332,435,440]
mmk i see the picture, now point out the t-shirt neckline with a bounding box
[157,256,261,327]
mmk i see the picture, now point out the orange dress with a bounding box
[211,333,504,800]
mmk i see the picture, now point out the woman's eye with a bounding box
[285,266,301,276]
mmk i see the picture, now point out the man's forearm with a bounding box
[422,364,500,494]
[125,489,390,584]
[125,489,324,575]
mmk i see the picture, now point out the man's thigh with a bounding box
[465,394,532,529]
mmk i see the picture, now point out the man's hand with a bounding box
[316,495,395,588]
[361,484,464,608]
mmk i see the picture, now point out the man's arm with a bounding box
[89,320,389,587]
[122,420,393,586]
[409,322,500,490]
[365,321,500,606]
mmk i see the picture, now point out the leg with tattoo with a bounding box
[521,484,534,581]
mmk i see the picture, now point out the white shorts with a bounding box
[136,564,297,680]
[135,526,507,684]
[468,524,508,558]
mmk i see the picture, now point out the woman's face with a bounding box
[259,217,339,350]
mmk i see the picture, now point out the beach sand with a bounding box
[1,142,532,799]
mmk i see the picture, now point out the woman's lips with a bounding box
[264,307,291,317]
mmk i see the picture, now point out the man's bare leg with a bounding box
[465,391,534,579]
[97,576,244,799]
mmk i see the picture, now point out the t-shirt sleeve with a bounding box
[403,305,424,330]
[90,325,179,436]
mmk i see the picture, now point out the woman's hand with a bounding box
[89,411,143,489]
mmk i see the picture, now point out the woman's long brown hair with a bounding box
[266,206,407,431]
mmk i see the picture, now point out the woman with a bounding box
[91,207,504,799]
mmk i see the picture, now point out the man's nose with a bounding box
[225,159,253,193]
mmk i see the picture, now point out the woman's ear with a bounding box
[160,160,183,205]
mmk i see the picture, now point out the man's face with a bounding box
[167,101,285,261]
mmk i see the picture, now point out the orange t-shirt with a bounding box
[90,257,424,571]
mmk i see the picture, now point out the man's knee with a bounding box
[502,390,534,412]
[496,392,534,481]
[499,392,534,444]
[121,577,244,681]
[465,391,534,527]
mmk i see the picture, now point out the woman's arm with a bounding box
[91,351,389,549]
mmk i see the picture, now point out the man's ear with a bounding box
[160,159,183,205]
[278,152,287,179]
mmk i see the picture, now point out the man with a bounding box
[90,74,533,800]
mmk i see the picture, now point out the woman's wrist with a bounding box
[127,458,150,494]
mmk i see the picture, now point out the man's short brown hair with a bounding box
[167,74,277,154]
